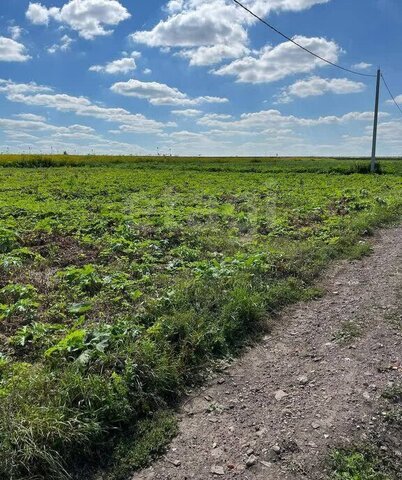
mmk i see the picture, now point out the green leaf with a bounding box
[68,302,92,315]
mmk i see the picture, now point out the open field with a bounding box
[0,156,401,480]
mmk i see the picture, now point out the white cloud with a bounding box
[166,0,184,13]
[14,113,46,122]
[0,79,52,95]
[26,0,131,40]
[0,79,174,134]
[111,79,228,106]
[48,35,74,54]
[198,113,233,124]
[132,1,248,48]
[8,26,23,41]
[26,2,56,25]
[0,117,95,137]
[143,68,152,75]
[90,53,140,74]
[214,36,340,83]
[277,76,366,103]
[386,94,402,106]
[171,109,203,116]
[179,43,250,67]
[0,37,31,62]
[196,108,387,131]
[352,62,373,71]
[132,0,331,66]
[0,116,149,155]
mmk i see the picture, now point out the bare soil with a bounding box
[133,227,402,480]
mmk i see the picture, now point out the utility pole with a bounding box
[371,69,381,173]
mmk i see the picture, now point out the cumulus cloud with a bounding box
[26,2,56,25]
[14,113,47,122]
[111,79,228,106]
[0,79,174,134]
[0,117,95,136]
[196,108,388,131]
[48,35,74,54]
[0,115,149,155]
[0,79,52,95]
[352,62,373,71]
[277,76,366,103]
[131,0,331,66]
[386,94,402,106]
[26,0,130,39]
[172,109,203,116]
[214,36,340,83]
[179,43,250,67]
[8,26,23,40]
[0,37,31,62]
[90,52,141,74]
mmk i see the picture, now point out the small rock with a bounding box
[170,459,181,467]
[245,455,257,468]
[272,445,281,454]
[298,375,309,385]
[210,465,225,475]
[217,378,225,385]
[275,390,288,401]
[246,448,254,456]
[311,422,321,429]
[260,460,272,467]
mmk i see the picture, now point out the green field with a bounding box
[0,156,401,480]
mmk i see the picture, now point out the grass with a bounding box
[333,320,363,344]
[103,411,179,480]
[382,383,402,404]
[330,448,393,480]
[0,156,401,479]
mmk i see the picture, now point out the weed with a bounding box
[333,321,363,344]
[382,383,402,404]
[330,448,392,480]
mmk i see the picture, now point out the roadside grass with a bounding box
[100,411,179,480]
[0,156,401,479]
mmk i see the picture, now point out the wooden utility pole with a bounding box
[371,69,381,173]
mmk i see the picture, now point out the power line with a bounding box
[381,73,402,117]
[232,0,377,78]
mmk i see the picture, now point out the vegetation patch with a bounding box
[330,448,394,480]
[333,320,364,344]
[0,156,401,479]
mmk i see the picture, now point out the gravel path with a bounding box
[133,227,402,480]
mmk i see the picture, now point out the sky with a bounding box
[0,0,402,157]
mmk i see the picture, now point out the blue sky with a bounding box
[0,0,401,156]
